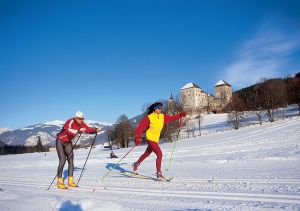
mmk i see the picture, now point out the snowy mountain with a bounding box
[0,120,113,146]
[0,128,10,135]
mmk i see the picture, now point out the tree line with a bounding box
[224,73,300,129]
[0,136,49,155]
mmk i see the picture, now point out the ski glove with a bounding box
[78,128,86,134]
[135,138,141,146]
[92,128,100,134]
[180,111,187,117]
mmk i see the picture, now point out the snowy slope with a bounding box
[0,116,300,210]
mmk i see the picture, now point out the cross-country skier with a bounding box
[56,111,100,189]
[133,102,186,181]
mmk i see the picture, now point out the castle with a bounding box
[179,80,232,113]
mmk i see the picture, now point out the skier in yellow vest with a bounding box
[133,102,186,180]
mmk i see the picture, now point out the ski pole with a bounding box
[100,145,136,181]
[77,133,98,185]
[47,133,82,190]
[165,119,183,172]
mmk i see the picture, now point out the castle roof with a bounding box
[181,82,201,90]
[214,80,231,87]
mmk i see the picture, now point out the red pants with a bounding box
[136,140,162,173]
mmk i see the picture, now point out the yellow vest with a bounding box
[146,112,164,143]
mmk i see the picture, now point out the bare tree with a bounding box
[178,101,195,138]
[287,74,300,115]
[184,116,191,138]
[114,115,134,148]
[225,93,247,130]
[194,107,203,136]
[256,79,288,122]
[246,86,264,125]
[107,127,115,149]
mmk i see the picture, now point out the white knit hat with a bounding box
[75,111,84,118]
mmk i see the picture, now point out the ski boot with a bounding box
[57,178,68,189]
[68,176,78,187]
[156,172,167,181]
[132,162,140,174]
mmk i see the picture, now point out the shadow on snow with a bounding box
[59,200,83,211]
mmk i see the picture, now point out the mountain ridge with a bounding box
[0,120,112,146]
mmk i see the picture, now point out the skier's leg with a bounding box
[56,139,67,178]
[149,141,162,173]
[64,142,74,177]
[64,142,78,187]
[136,142,153,164]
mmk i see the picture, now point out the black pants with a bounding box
[56,139,74,178]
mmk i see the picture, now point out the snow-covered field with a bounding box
[0,115,300,210]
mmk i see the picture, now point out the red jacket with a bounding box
[57,118,96,142]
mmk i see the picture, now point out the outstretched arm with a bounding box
[81,122,98,134]
[164,111,186,124]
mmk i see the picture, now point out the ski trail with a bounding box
[103,186,300,204]
[1,180,300,205]
[2,176,300,185]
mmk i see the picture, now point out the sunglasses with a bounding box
[155,106,163,110]
[77,117,84,120]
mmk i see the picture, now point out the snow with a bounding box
[0,128,10,135]
[181,82,200,90]
[43,120,65,126]
[214,80,231,87]
[0,114,300,210]
[42,120,113,127]
[20,127,35,131]
[85,120,113,127]
[24,132,53,146]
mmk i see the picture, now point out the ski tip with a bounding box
[155,177,173,182]
[167,177,173,182]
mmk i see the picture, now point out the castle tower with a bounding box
[214,80,232,105]
[166,93,176,115]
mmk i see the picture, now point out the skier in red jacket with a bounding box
[56,111,100,189]
[133,102,186,181]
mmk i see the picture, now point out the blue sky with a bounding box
[1,0,300,129]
